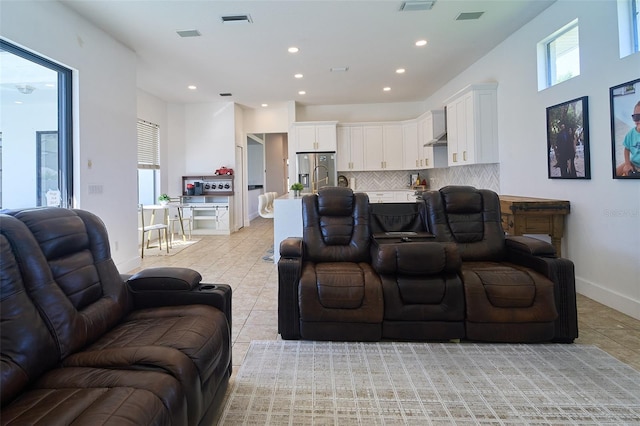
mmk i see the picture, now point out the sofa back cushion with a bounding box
[1,215,61,406]
[302,187,371,263]
[423,186,505,261]
[5,208,130,358]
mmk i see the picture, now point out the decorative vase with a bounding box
[293,190,301,197]
[159,200,169,206]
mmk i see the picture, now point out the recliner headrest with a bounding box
[440,186,482,214]
[317,187,354,216]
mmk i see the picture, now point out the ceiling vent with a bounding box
[456,11,484,20]
[219,93,233,97]
[221,14,253,24]
[399,1,435,12]
[176,29,201,38]
[330,67,349,72]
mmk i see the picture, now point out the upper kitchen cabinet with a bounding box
[402,120,419,170]
[337,125,365,171]
[417,110,446,169]
[364,124,404,171]
[291,121,338,152]
[445,83,498,166]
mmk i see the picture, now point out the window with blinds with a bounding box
[137,119,160,169]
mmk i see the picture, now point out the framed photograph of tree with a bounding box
[610,78,640,179]
[546,96,590,179]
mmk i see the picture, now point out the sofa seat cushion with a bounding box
[299,262,383,323]
[462,262,558,323]
[1,367,186,425]
[63,305,229,425]
[314,262,365,308]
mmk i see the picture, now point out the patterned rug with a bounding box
[217,341,640,425]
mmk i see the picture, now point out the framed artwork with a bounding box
[610,78,640,179]
[546,96,590,179]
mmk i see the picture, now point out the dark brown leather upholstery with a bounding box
[372,241,466,340]
[280,187,383,340]
[422,186,565,342]
[1,207,232,425]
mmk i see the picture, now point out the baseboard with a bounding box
[117,256,141,275]
[577,276,640,320]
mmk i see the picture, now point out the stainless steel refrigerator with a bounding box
[296,151,337,193]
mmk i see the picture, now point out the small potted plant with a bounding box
[158,193,171,205]
[290,183,304,197]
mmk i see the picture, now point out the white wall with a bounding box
[1,0,140,272]
[420,0,640,319]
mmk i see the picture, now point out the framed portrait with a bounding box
[610,78,640,179]
[546,96,590,179]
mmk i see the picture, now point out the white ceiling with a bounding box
[54,1,554,108]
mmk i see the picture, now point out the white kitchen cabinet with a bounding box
[445,83,498,166]
[402,121,419,170]
[363,124,404,171]
[291,121,338,152]
[394,191,418,202]
[337,125,365,171]
[366,191,396,203]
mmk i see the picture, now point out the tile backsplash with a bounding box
[340,163,500,192]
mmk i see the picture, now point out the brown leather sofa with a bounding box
[1,207,231,425]
[278,186,578,343]
[423,185,578,343]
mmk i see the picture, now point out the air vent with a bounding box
[330,67,349,72]
[176,29,201,38]
[221,14,253,24]
[456,11,484,20]
[399,1,435,12]
[219,93,233,97]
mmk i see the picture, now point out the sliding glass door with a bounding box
[0,39,72,208]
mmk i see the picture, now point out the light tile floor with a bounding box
[132,217,640,372]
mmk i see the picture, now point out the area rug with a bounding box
[217,341,640,425]
[141,238,200,257]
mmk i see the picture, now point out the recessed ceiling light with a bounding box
[14,101,23,104]
[396,68,406,74]
[288,47,299,53]
[188,85,197,90]
[415,39,428,47]
[383,87,391,92]
[261,103,268,107]
[294,73,303,79]
[298,91,306,95]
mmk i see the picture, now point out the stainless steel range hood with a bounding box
[424,130,447,146]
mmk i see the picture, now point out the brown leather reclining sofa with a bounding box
[1,207,231,425]
[278,186,578,344]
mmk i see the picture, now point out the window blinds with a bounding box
[137,119,160,169]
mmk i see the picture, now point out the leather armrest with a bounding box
[127,267,202,291]
[280,237,303,258]
[505,235,556,257]
[372,241,461,275]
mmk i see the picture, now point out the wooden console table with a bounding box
[499,195,570,257]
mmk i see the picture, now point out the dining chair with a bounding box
[139,204,169,258]
[168,197,192,242]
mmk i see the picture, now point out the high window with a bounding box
[537,20,580,90]
[618,0,640,57]
[137,119,160,205]
[0,39,72,208]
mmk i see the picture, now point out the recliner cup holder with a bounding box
[198,284,218,292]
